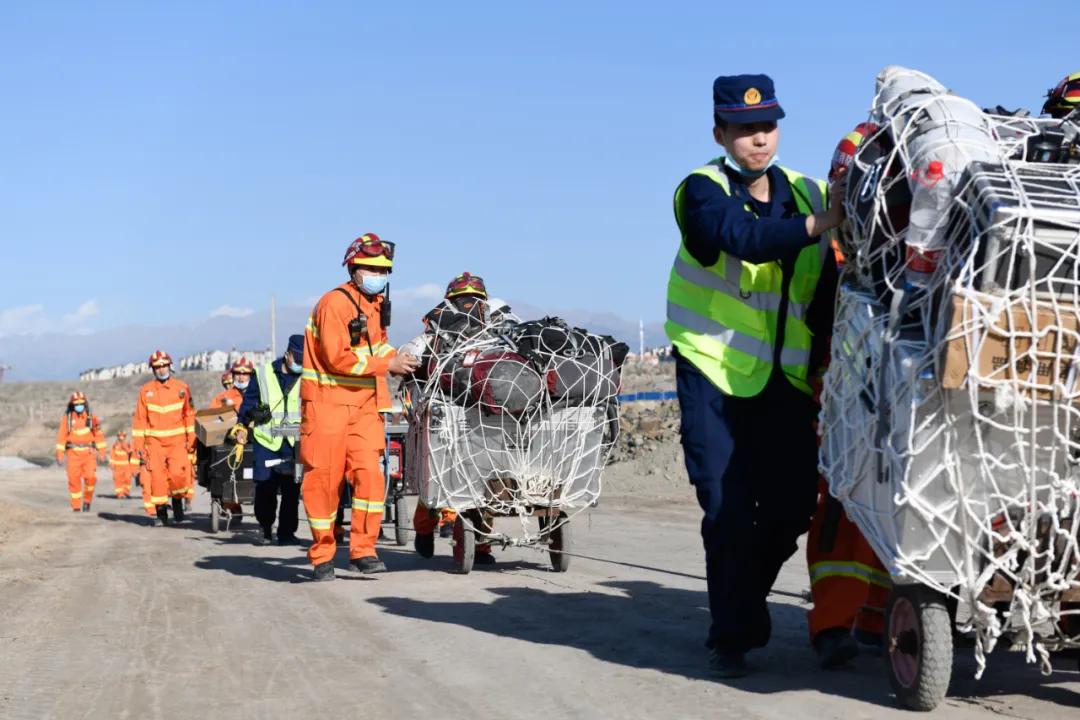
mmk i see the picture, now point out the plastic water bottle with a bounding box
[905,160,950,288]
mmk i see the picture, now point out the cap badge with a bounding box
[744,87,762,105]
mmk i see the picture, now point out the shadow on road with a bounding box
[96,511,153,528]
[367,579,1080,709]
[194,550,312,584]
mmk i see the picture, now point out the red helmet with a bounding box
[149,350,172,368]
[445,272,488,300]
[1044,71,1080,119]
[231,357,255,375]
[220,370,234,387]
[69,391,87,405]
[117,430,127,439]
[829,122,879,182]
[342,233,395,269]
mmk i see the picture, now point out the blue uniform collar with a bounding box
[723,164,796,219]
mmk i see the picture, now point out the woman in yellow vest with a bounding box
[665,74,846,678]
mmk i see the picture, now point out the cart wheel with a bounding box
[548,512,570,572]
[209,498,221,534]
[394,495,409,546]
[452,515,475,575]
[885,585,953,711]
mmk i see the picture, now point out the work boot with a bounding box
[172,497,185,523]
[814,628,860,669]
[414,532,435,558]
[277,534,300,546]
[439,523,454,539]
[258,525,273,545]
[156,505,170,527]
[184,498,192,512]
[351,556,387,574]
[312,562,335,582]
[708,648,749,679]
[81,502,91,513]
[475,551,496,566]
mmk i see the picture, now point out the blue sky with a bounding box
[0,2,1072,339]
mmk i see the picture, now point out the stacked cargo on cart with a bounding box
[819,65,1080,710]
[404,310,625,574]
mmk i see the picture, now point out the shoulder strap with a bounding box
[334,286,363,315]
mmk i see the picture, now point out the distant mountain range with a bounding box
[0,297,666,381]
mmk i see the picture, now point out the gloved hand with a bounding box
[248,403,273,427]
[188,451,197,466]
[55,456,64,467]
[98,454,107,465]
[228,424,249,445]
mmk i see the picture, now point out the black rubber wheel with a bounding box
[209,498,221,534]
[452,515,475,575]
[394,495,409,546]
[548,512,571,572]
[885,585,954,711]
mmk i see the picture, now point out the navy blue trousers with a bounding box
[676,355,819,653]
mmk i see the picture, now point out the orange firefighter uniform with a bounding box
[806,478,891,642]
[133,373,196,510]
[136,452,154,516]
[301,282,395,569]
[55,400,106,511]
[210,386,244,410]
[804,203,891,648]
[108,434,135,498]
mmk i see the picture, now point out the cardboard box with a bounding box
[195,406,238,446]
[942,293,1080,398]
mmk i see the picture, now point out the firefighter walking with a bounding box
[300,233,419,580]
[133,350,196,526]
[55,391,106,512]
[108,430,135,499]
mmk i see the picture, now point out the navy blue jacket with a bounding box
[239,357,300,481]
[679,164,838,375]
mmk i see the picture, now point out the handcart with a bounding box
[196,440,255,533]
[381,406,414,546]
[403,314,623,574]
[820,66,1080,710]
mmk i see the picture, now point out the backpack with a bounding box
[440,350,542,415]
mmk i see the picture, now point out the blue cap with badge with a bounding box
[713,74,785,124]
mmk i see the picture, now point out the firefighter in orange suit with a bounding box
[108,430,135,498]
[805,122,891,668]
[211,358,253,410]
[210,370,239,409]
[806,478,891,666]
[133,350,196,527]
[55,391,106,512]
[300,233,419,580]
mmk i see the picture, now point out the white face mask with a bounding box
[234,380,249,391]
[154,368,170,381]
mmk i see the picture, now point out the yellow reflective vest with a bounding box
[665,160,831,397]
[252,361,301,451]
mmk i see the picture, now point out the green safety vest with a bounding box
[665,159,832,397]
[252,361,301,451]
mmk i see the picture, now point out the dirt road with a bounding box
[1,467,1077,719]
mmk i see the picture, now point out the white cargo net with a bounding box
[820,66,1080,677]
[403,315,620,545]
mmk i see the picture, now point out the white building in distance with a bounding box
[80,349,275,382]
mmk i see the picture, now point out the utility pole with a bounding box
[270,295,277,355]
